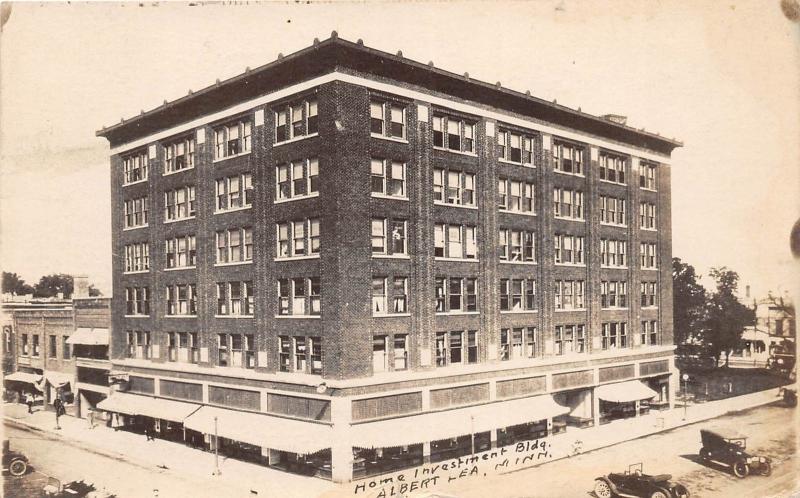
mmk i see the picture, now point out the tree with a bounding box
[672,258,707,345]
[2,272,34,296]
[702,267,756,367]
[88,285,102,297]
[33,274,74,299]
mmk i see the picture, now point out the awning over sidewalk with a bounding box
[184,405,333,455]
[4,372,43,384]
[596,380,659,403]
[43,372,73,388]
[66,327,109,346]
[97,392,201,422]
[351,394,569,449]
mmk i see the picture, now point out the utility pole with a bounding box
[682,373,689,421]
[212,416,221,476]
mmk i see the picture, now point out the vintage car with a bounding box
[699,429,771,478]
[594,463,690,498]
[2,440,29,477]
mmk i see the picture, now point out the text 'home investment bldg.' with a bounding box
[96,35,680,482]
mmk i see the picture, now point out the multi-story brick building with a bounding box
[96,34,680,482]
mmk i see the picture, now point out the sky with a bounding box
[1,1,798,299]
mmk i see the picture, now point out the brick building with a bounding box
[96,34,680,482]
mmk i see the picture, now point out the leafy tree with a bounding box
[702,267,756,367]
[672,258,707,345]
[33,273,74,299]
[2,272,34,296]
[88,285,102,297]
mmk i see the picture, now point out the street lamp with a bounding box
[212,416,221,476]
[682,373,689,421]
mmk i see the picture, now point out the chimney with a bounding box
[73,275,89,299]
[601,114,628,126]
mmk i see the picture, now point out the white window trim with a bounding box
[600,221,628,228]
[371,193,409,202]
[162,166,195,178]
[498,209,537,217]
[212,150,252,164]
[373,313,412,318]
[123,224,149,232]
[123,315,150,318]
[214,205,252,215]
[555,262,586,268]
[641,227,658,232]
[214,261,254,268]
[123,270,150,275]
[164,315,198,319]
[164,266,196,272]
[554,308,587,312]
[500,310,539,315]
[553,169,586,178]
[214,315,256,319]
[600,265,629,270]
[432,146,478,158]
[273,132,319,147]
[499,260,537,266]
[598,178,627,186]
[498,158,536,168]
[370,134,409,144]
[273,192,320,205]
[434,257,480,263]
[434,201,478,211]
[123,178,148,187]
[275,254,321,262]
[372,254,411,260]
[274,315,322,319]
[435,311,481,316]
[164,216,196,225]
[640,187,658,193]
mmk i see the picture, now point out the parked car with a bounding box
[2,440,29,477]
[594,463,690,498]
[699,429,771,478]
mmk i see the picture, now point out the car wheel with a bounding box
[699,448,711,461]
[8,458,27,477]
[650,489,669,498]
[733,460,749,478]
[760,462,772,476]
[594,479,613,498]
[673,484,691,498]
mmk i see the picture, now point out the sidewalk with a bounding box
[3,403,337,498]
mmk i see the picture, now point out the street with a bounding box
[3,402,797,498]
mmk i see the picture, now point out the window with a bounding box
[166,283,197,316]
[62,336,71,360]
[434,277,477,313]
[277,277,321,316]
[640,242,658,269]
[600,239,627,268]
[125,287,150,315]
[553,142,584,175]
[279,336,292,372]
[599,195,627,226]
[370,100,406,139]
[500,327,536,360]
[371,218,407,256]
[215,173,253,212]
[372,278,387,315]
[434,168,476,207]
[553,187,584,220]
[554,234,585,265]
[435,330,478,367]
[49,335,57,357]
[640,202,657,230]
[498,229,535,263]
[164,235,196,269]
[393,335,408,370]
[215,227,253,264]
[275,97,318,143]
[371,159,406,198]
[497,129,536,166]
[164,136,196,173]
[554,280,585,310]
[216,281,254,316]
[130,330,151,359]
[498,178,535,214]
[371,276,409,315]
[123,196,148,228]
[124,243,150,272]
[432,115,475,153]
[276,158,319,201]
[601,281,628,309]
[641,320,658,345]
[21,334,29,356]
[500,279,536,311]
[310,337,323,374]
[168,332,199,363]
[599,153,626,184]
[555,325,585,355]
[123,151,148,184]
[434,224,477,259]
[641,282,658,307]
[164,186,196,222]
[276,218,320,258]
[214,119,252,159]
[601,322,627,350]
[639,162,657,190]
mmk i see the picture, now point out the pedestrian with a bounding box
[87,408,95,429]
[25,392,34,414]
[54,397,64,430]
[145,424,155,441]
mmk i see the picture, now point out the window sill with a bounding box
[214,206,252,215]
[435,311,480,316]
[434,202,478,210]
[373,313,412,318]
[214,315,255,319]
[371,134,408,144]
[640,187,658,193]
[274,192,320,204]
[123,270,150,275]
[371,193,409,202]
[273,132,319,147]
[164,266,196,272]
[498,209,537,217]
[372,254,410,260]
[499,260,537,265]
[275,255,320,262]
[641,306,659,310]
[213,150,252,163]
[598,179,627,187]
[434,257,479,263]
[554,263,586,268]
[164,315,198,319]
[498,158,535,168]
[433,146,477,158]
[553,170,586,178]
[554,308,587,312]
[123,315,150,318]
[600,307,629,311]
[123,224,149,232]
[215,261,253,267]
[553,216,585,223]
[641,267,660,271]
[641,227,658,232]
[500,310,538,314]
[123,179,148,187]
[274,315,321,319]
[162,166,195,177]
[600,222,628,228]
[164,216,196,225]
[600,266,628,270]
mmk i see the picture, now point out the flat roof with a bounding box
[97,33,682,154]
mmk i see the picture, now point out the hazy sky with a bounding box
[1,1,798,298]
